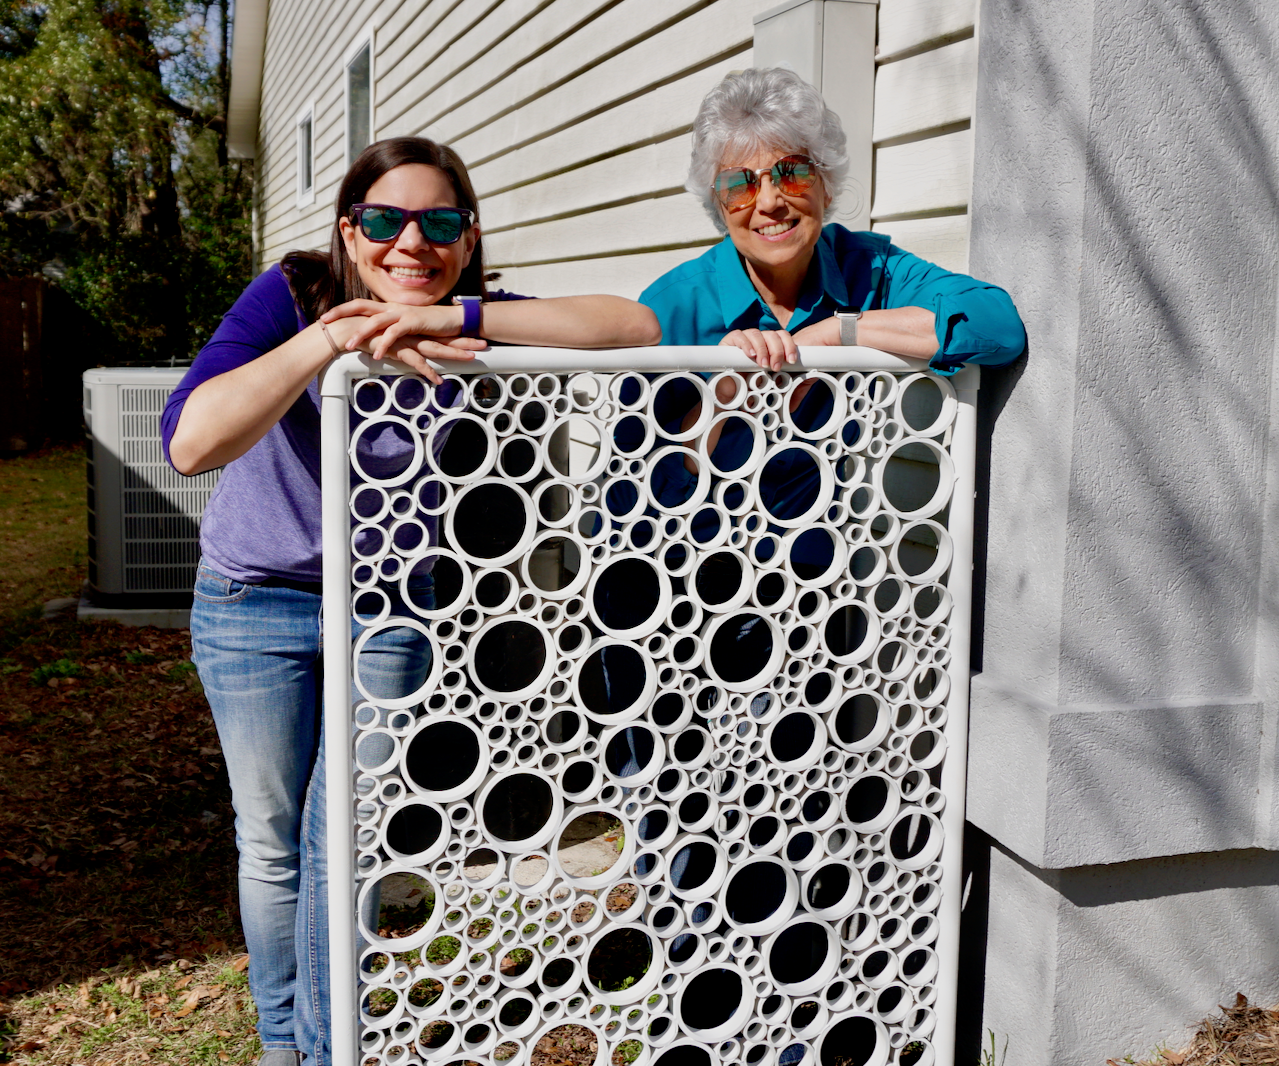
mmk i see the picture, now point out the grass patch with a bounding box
[2,956,258,1064]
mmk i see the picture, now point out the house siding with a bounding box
[870,0,977,272]
[251,0,979,291]
[252,0,780,296]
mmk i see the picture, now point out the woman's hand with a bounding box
[321,302,487,384]
[322,299,488,360]
[789,317,841,347]
[719,328,798,370]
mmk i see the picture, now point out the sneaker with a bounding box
[258,1052,301,1066]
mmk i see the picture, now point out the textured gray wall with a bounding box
[964,0,1279,1059]
[978,842,1279,1066]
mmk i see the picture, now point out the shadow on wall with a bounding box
[964,0,1279,1056]
[956,829,1279,1063]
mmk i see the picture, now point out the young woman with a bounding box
[162,137,659,1066]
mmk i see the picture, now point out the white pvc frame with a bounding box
[319,347,979,1066]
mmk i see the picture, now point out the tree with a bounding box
[0,0,252,363]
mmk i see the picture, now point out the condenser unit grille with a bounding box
[118,385,217,593]
[85,370,221,598]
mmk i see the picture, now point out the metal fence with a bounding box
[319,349,979,1066]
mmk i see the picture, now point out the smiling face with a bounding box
[717,145,831,295]
[339,163,480,305]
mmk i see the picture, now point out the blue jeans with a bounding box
[191,562,431,1064]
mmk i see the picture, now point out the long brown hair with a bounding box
[282,137,488,321]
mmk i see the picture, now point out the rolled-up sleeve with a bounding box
[881,245,1027,374]
[161,266,301,467]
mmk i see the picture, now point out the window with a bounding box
[295,102,315,207]
[345,33,374,166]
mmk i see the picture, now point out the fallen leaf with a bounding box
[173,975,192,990]
[1163,1052,1185,1065]
[173,1004,196,1019]
[231,954,250,972]
[215,1029,234,1038]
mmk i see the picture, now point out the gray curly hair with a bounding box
[685,67,850,233]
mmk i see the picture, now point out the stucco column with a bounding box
[964,0,1279,1061]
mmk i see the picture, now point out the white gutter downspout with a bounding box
[226,0,268,158]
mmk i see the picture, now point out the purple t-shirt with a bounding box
[161,265,528,583]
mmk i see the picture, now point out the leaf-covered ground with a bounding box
[1117,995,1279,1066]
[0,446,251,1063]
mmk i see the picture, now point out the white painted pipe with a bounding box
[930,364,980,1066]
[319,374,358,1066]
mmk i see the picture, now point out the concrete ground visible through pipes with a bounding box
[466,811,624,883]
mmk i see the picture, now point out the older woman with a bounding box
[640,67,1025,374]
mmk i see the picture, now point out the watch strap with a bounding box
[454,295,482,338]
[836,310,862,346]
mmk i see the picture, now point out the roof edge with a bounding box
[227,0,269,158]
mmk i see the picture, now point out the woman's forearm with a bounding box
[168,321,340,476]
[479,295,661,348]
[855,306,937,359]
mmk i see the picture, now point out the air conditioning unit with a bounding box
[82,368,220,601]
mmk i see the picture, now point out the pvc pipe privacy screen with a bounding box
[319,349,979,1066]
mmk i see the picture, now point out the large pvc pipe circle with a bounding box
[444,478,536,568]
[761,919,841,996]
[351,618,442,710]
[474,769,563,853]
[571,639,658,725]
[672,963,755,1043]
[719,857,799,937]
[467,615,555,702]
[401,717,489,801]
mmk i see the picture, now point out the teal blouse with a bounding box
[638,225,1026,374]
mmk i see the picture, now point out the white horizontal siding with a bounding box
[870,0,978,269]
[871,215,969,273]
[877,0,976,59]
[251,0,767,294]
[377,0,632,140]
[494,247,714,301]
[468,55,739,198]
[873,36,977,144]
[871,128,973,220]
[480,134,693,233]
[426,1,755,163]
[484,195,716,270]
[255,0,377,266]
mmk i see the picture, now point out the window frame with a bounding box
[295,99,316,208]
[343,27,376,170]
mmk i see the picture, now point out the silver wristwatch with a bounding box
[836,310,863,346]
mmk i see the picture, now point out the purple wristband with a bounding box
[454,295,482,338]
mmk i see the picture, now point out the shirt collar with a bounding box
[813,227,851,308]
[711,236,764,330]
[712,227,853,332]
